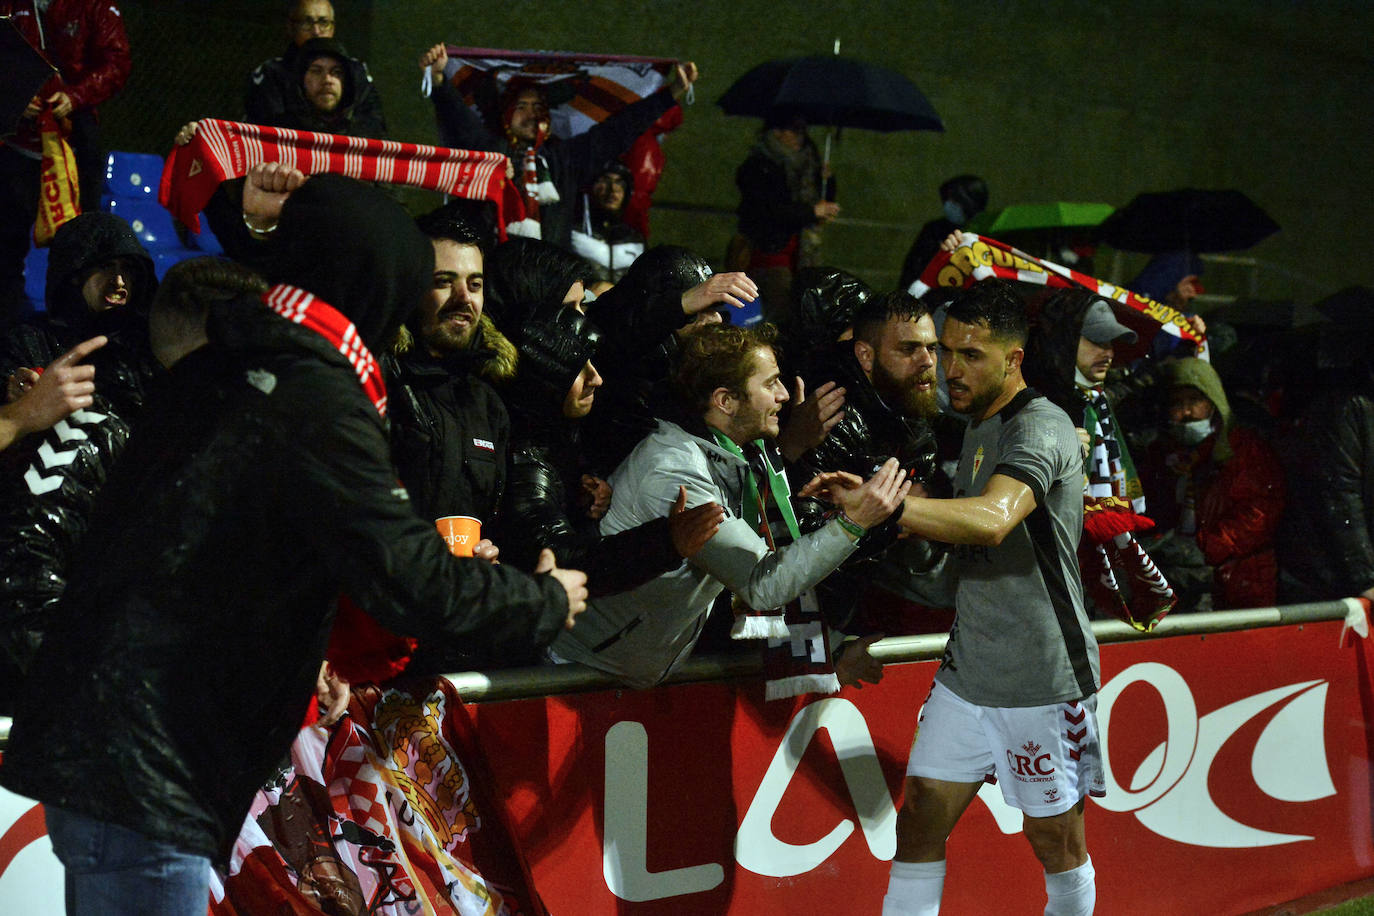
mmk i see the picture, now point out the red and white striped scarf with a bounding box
[910,233,1205,349]
[263,283,387,417]
[159,118,523,237]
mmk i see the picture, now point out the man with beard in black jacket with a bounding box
[387,211,513,537]
[793,290,951,661]
[0,170,587,914]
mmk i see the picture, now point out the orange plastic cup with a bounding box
[435,516,481,557]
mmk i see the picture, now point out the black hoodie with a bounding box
[1,177,571,863]
[244,37,388,140]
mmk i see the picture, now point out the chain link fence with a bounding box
[99,2,284,156]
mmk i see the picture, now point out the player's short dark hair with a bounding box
[674,322,780,416]
[945,279,1027,347]
[853,290,930,346]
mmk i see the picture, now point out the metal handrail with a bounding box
[0,599,1359,749]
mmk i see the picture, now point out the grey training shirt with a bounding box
[935,388,1099,707]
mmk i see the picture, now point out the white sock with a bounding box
[882,859,945,916]
[1044,856,1095,916]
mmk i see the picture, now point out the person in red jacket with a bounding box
[1139,357,1285,610]
[0,0,131,327]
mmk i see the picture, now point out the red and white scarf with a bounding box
[159,118,524,237]
[910,233,1205,348]
[263,283,387,417]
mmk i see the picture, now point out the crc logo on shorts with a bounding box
[1007,739,1056,781]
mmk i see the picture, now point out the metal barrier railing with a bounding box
[0,599,1360,749]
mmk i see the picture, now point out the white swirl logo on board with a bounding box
[976,663,1335,847]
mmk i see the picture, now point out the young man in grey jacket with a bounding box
[550,322,909,688]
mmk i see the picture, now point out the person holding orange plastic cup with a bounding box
[434,515,481,557]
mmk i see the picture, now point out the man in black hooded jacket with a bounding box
[793,290,950,634]
[0,172,586,913]
[0,211,157,714]
[244,3,387,139]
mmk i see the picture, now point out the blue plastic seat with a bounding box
[23,244,48,310]
[104,198,183,252]
[104,151,164,200]
[189,216,224,255]
[154,249,200,280]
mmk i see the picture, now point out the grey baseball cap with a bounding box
[1080,299,1138,345]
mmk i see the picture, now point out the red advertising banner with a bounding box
[1,620,1371,914]
[471,621,1374,914]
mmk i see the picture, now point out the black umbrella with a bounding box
[1206,298,1299,331]
[1098,189,1280,253]
[1313,285,1374,324]
[0,17,56,136]
[717,56,943,133]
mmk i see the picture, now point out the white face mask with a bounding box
[943,199,967,225]
[1170,416,1215,446]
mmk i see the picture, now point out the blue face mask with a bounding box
[1170,416,1215,446]
[943,199,966,225]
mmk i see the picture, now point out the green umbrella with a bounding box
[966,202,1115,234]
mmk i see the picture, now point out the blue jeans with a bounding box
[44,806,212,916]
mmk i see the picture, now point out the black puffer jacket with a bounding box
[0,213,157,710]
[793,339,941,626]
[1277,387,1374,601]
[581,245,713,474]
[384,341,509,525]
[795,340,940,540]
[496,310,680,596]
[0,177,570,863]
[776,266,872,381]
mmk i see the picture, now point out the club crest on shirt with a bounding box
[972,445,984,479]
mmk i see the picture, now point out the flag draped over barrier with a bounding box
[159,118,522,235]
[910,232,1203,344]
[210,678,545,916]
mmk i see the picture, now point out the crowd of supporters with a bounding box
[0,1,1370,911]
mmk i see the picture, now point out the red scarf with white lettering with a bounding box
[262,283,387,417]
[160,118,524,237]
[261,284,422,691]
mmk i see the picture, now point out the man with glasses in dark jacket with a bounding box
[244,1,387,139]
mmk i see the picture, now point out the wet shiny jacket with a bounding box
[0,214,156,708]
[793,340,941,626]
[1,0,131,153]
[1278,390,1374,600]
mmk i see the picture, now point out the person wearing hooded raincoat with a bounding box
[1138,357,1285,610]
[0,211,157,713]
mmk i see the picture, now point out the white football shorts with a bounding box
[905,680,1106,817]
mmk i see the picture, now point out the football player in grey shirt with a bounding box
[810,278,1101,916]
